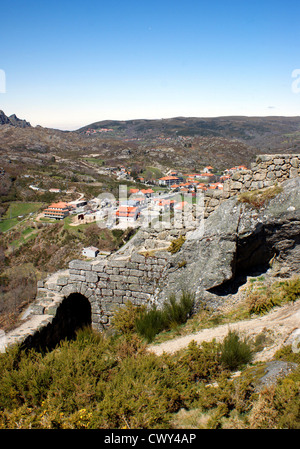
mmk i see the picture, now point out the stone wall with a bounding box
[224,154,300,195]
[34,252,171,332]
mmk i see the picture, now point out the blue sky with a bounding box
[0,0,300,129]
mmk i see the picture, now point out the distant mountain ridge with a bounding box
[77,115,300,149]
[0,110,31,128]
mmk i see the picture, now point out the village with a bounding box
[39,162,248,257]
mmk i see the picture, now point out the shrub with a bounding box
[220,330,253,371]
[135,306,166,343]
[182,340,223,382]
[246,276,300,315]
[167,235,186,254]
[281,277,300,303]
[110,301,145,336]
[162,291,194,328]
[246,289,281,315]
[238,185,283,209]
[135,291,194,343]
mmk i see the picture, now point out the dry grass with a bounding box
[238,185,283,209]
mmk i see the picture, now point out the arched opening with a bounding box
[22,293,92,352]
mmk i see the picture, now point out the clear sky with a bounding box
[0,0,300,130]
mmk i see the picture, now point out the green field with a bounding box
[83,157,105,167]
[0,202,44,232]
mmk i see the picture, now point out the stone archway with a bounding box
[22,293,92,352]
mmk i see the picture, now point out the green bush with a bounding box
[182,340,223,382]
[0,329,298,429]
[220,330,253,371]
[110,301,145,336]
[167,235,186,254]
[135,291,194,343]
[281,277,300,303]
[246,276,300,315]
[135,305,166,343]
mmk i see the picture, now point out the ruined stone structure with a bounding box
[1,154,299,352]
[204,154,300,216]
[35,252,170,333]
[225,153,300,194]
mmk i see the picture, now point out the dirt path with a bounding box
[148,300,300,362]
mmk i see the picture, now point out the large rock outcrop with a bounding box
[0,110,31,128]
[159,177,300,306]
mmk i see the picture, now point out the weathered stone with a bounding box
[45,305,59,316]
[46,283,62,292]
[127,276,139,284]
[69,260,92,271]
[231,172,241,181]
[96,281,108,289]
[85,271,99,283]
[92,262,106,272]
[290,167,299,178]
[69,274,86,282]
[291,157,299,168]
[130,253,146,263]
[230,181,243,190]
[130,269,143,277]
[102,289,113,296]
[61,284,76,296]
[253,172,266,181]
[109,259,128,268]
[69,269,81,275]
[56,277,69,286]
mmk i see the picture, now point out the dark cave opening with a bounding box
[207,227,276,296]
[22,293,92,352]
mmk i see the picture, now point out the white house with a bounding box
[82,246,99,258]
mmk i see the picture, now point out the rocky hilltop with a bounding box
[0,110,31,128]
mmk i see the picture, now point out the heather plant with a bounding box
[135,290,194,342]
[110,301,146,336]
[220,330,253,371]
[246,276,300,315]
[0,330,299,429]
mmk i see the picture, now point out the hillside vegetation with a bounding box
[0,315,298,429]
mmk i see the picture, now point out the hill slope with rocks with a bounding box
[1,112,300,173]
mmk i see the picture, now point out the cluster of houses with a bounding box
[83,128,114,135]
[157,165,248,193]
[42,164,248,226]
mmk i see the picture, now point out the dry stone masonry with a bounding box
[202,154,300,216]
[34,252,170,332]
[225,153,300,194]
